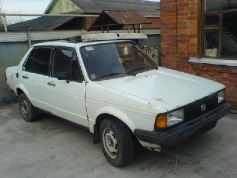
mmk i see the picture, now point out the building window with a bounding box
[203,0,237,59]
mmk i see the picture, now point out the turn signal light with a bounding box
[156,115,167,129]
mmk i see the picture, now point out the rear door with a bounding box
[22,47,52,111]
[46,47,88,127]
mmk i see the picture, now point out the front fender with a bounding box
[88,106,136,133]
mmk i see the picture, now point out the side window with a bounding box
[24,50,35,72]
[52,48,84,82]
[52,48,72,79]
[71,53,84,82]
[24,47,51,75]
[33,48,51,75]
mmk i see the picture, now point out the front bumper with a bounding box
[134,103,232,148]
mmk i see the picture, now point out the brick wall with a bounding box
[189,64,237,110]
[160,0,237,110]
[160,0,179,69]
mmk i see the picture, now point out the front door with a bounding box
[47,47,88,127]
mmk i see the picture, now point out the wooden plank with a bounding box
[81,33,148,42]
[0,29,160,43]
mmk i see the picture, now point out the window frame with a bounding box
[23,46,52,76]
[51,46,84,83]
[199,0,237,60]
[23,48,36,72]
[79,41,157,81]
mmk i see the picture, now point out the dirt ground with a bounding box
[0,104,237,178]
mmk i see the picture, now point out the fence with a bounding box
[0,29,160,106]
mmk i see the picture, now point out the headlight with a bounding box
[218,90,225,103]
[156,109,184,129]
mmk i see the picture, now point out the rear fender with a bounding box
[16,84,31,99]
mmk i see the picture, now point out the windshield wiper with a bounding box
[95,72,130,81]
[128,66,158,75]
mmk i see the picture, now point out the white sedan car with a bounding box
[6,38,232,167]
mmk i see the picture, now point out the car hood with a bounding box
[97,67,225,111]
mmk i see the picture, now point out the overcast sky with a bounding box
[2,0,51,14]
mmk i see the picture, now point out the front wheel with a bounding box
[19,93,39,122]
[100,119,134,167]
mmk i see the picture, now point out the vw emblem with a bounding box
[201,104,206,112]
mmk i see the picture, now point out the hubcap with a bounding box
[102,128,118,159]
[20,100,29,118]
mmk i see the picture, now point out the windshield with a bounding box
[80,41,157,81]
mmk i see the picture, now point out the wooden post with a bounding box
[27,31,32,48]
[132,25,136,33]
[138,24,141,33]
[3,16,7,32]
[101,26,104,33]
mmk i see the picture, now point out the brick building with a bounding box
[160,0,237,110]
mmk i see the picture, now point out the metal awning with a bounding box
[88,10,151,32]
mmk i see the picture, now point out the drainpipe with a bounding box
[176,0,179,70]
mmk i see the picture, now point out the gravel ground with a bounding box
[0,104,237,178]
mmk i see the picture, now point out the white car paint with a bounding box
[85,67,224,132]
[6,40,226,149]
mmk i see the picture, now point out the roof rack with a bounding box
[66,36,82,42]
[66,33,148,43]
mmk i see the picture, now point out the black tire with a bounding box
[19,93,39,122]
[100,119,134,167]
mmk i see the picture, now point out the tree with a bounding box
[7,9,24,25]
[0,0,3,27]
[0,0,24,26]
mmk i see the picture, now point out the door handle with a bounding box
[47,81,56,86]
[22,75,28,79]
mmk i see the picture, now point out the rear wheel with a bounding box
[19,93,39,122]
[100,119,134,167]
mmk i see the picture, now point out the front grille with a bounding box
[184,92,219,122]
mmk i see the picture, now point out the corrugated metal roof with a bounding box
[3,11,85,32]
[70,0,159,16]
[4,0,160,32]
[6,16,75,31]
[106,11,151,24]
[89,10,151,31]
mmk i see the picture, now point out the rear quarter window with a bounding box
[24,47,52,75]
